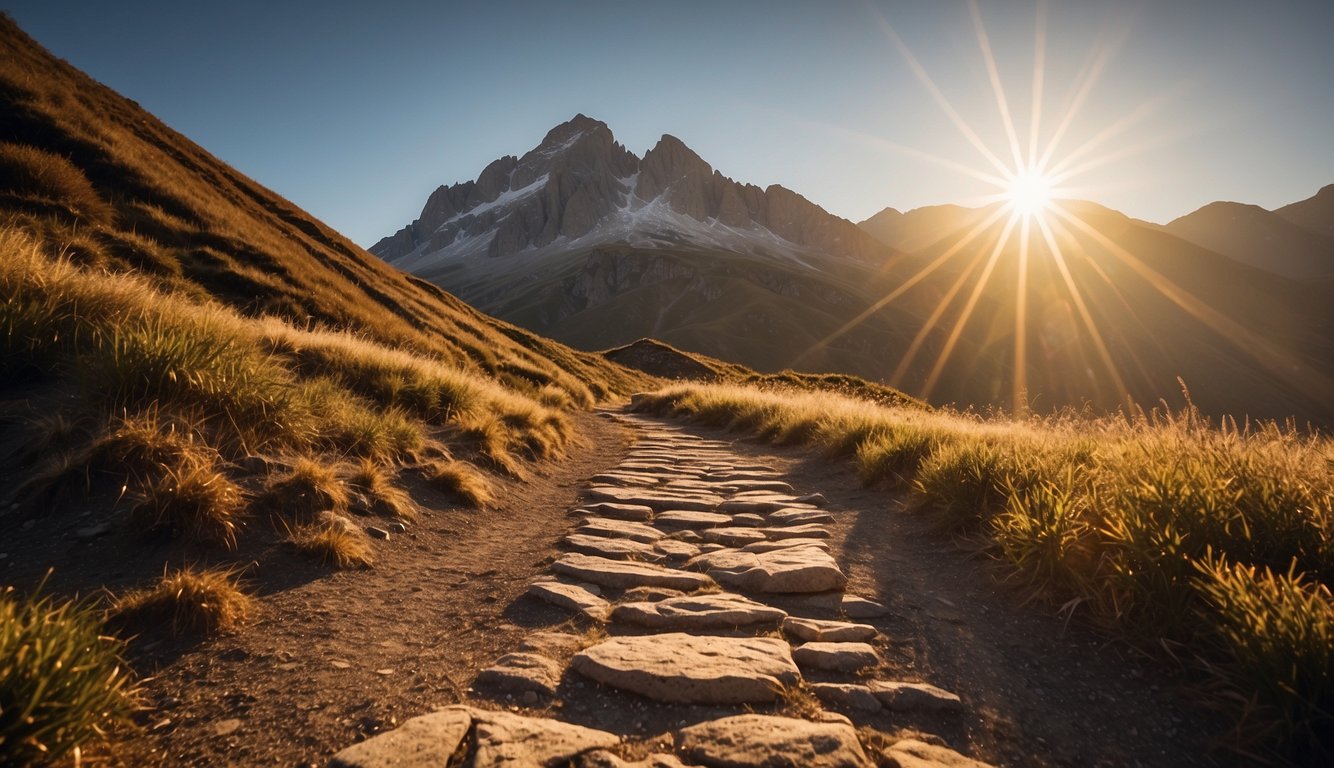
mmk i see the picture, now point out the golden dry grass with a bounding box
[422,459,494,508]
[288,521,375,569]
[635,383,1334,759]
[109,566,254,637]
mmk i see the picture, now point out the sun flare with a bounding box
[1005,168,1054,218]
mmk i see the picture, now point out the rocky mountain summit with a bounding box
[373,114,890,273]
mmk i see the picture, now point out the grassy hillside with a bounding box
[634,383,1333,763]
[0,15,655,763]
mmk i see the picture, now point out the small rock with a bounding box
[783,616,878,642]
[521,690,539,706]
[527,579,610,620]
[365,526,389,540]
[212,718,241,736]
[330,660,352,669]
[388,522,407,533]
[841,595,889,618]
[879,738,995,767]
[811,682,883,712]
[329,707,471,768]
[676,714,870,767]
[792,642,880,672]
[869,681,963,712]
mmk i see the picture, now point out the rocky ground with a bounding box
[324,410,1237,768]
[28,406,1239,766]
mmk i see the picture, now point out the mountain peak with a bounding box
[537,113,613,151]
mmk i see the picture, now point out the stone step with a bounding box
[570,633,800,704]
[610,592,787,631]
[552,553,715,591]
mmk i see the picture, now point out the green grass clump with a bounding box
[0,584,136,765]
[1196,556,1333,760]
[109,566,253,637]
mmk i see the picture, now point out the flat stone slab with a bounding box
[654,510,733,529]
[768,509,835,525]
[570,633,799,704]
[527,579,610,619]
[841,596,889,618]
[580,751,691,768]
[741,538,830,554]
[725,480,795,493]
[563,533,665,562]
[329,707,471,768]
[879,739,994,768]
[718,498,810,514]
[579,502,655,521]
[654,539,701,560]
[731,513,768,527]
[577,518,665,543]
[759,524,831,540]
[783,616,878,642]
[675,714,872,767]
[700,527,770,547]
[553,553,715,591]
[792,642,880,672]
[588,472,660,487]
[470,708,620,767]
[811,682,883,712]
[611,593,787,630]
[475,651,563,698]
[584,486,722,512]
[868,681,963,712]
[707,545,848,594]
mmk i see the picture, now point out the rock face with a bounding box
[372,115,889,266]
[570,633,800,704]
[675,714,873,767]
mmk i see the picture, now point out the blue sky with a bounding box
[7,1,1334,247]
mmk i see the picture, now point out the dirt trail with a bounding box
[321,410,1236,768]
[58,407,1239,767]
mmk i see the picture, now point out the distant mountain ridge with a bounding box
[1162,194,1334,278]
[375,116,1334,423]
[374,114,888,272]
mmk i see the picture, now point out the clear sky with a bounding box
[7,1,1334,247]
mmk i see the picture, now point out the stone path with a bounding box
[330,412,995,767]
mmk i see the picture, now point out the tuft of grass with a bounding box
[127,454,244,548]
[109,566,253,637]
[0,142,113,225]
[347,458,416,520]
[288,520,374,569]
[423,459,493,508]
[257,458,349,522]
[0,582,137,766]
[1196,555,1333,760]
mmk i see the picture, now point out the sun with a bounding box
[1005,167,1054,219]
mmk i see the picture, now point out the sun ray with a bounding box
[791,205,1010,369]
[1034,212,1132,408]
[969,0,1026,170]
[1044,83,1187,181]
[1013,213,1032,415]
[1036,18,1133,171]
[922,214,1020,397]
[1049,206,1334,404]
[871,11,1015,178]
[1027,0,1048,166]
[889,230,997,387]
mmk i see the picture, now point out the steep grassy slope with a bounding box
[0,16,645,403]
[0,16,653,763]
